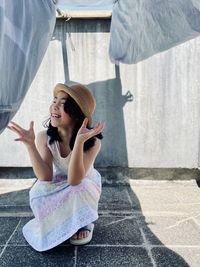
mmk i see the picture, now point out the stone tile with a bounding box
[161,247,200,267]
[139,216,200,246]
[77,247,153,267]
[0,179,34,212]
[0,205,32,214]
[126,186,144,211]
[99,186,134,211]
[129,182,200,216]
[0,246,4,254]
[0,170,35,179]
[0,217,20,245]
[130,185,179,207]
[9,215,143,247]
[152,247,193,267]
[170,185,200,203]
[91,215,143,245]
[0,246,75,267]
[0,180,200,267]
[0,179,35,194]
[8,218,32,245]
[195,214,200,226]
[0,189,30,206]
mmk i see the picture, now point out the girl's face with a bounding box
[50,91,75,129]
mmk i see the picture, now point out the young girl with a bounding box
[8,83,104,252]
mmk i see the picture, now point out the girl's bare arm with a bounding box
[7,122,53,181]
[67,118,104,185]
[29,131,53,181]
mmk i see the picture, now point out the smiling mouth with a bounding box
[51,114,61,118]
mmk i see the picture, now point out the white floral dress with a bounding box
[22,138,102,251]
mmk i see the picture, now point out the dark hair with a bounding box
[43,95,103,151]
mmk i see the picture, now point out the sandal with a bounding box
[70,223,94,245]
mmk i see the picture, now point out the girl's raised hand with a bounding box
[77,118,105,143]
[7,121,35,147]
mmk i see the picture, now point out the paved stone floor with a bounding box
[0,178,200,267]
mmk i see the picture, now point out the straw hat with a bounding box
[53,83,96,126]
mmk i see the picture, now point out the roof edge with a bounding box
[56,9,112,19]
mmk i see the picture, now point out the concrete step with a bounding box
[1,167,200,185]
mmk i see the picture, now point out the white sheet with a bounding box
[0,0,56,133]
[109,0,200,64]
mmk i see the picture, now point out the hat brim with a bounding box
[53,83,92,126]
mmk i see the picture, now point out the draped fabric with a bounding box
[0,0,56,134]
[0,0,200,133]
[109,0,200,64]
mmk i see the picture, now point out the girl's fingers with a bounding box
[14,136,29,141]
[14,138,23,141]
[94,122,105,132]
[8,122,26,135]
[92,122,99,130]
[83,118,88,127]
[10,121,24,131]
[30,121,34,130]
[78,120,104,139]
[90,122,105,136]
[80,118,88,130]
[7,125,13,130]
[7,125,23,136]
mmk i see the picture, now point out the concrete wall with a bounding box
[1,19,200,168]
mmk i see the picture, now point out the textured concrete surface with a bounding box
[1,19,200,168]
[0,179,200,267]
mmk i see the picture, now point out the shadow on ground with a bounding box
[0,179,191,267]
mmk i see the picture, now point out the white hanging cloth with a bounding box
[0,0,56,133]
[109,0,200,64]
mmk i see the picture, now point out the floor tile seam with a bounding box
[129,181,197,185]
[193,218,200,228]
[165,213,200,230]
[131,185,198,189]
[0,211,136,217]
[0,244,147,250]
[99,211,137,216]
[0,213,33,217]
[0,205,30,207]
[193,214,200,228]
[0,210,136,213]
[163,202,200,206]
[79,244,200,249]
[138,220,200,251]
[139,227,157,267]
[73,246,77,267]
[150,245,200,249]
[2,244,200,248]
[0,211,193,217]
[0,218,21,258]
[125,187,135,208]
[99,210,180,214]
[99,211,191,217]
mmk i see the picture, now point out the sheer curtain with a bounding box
[109,0,200,64]
[0,0,56,133]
